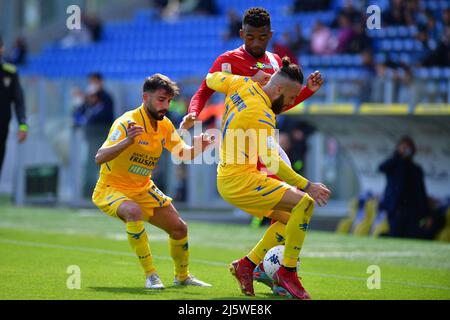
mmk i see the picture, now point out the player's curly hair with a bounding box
[143,73,180,96]
[243,7,271,28]
[279,56,304,85]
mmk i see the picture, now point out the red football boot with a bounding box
[272,266,311,300]
[228,258,256,296]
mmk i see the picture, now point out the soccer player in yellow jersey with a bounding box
[92,74,213,289]
[206,58,331,299]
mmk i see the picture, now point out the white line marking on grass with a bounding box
[1,238,449,291]
[0,238,226,266]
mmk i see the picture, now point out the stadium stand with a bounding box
[18,0,449,107]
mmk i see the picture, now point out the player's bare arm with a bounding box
[95,122,144,165]
[173,133,215,161]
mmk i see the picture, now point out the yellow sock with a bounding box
[126,221,155,276]
[247,221,286,265]
[169,236,189,281]
[283,195,315,268]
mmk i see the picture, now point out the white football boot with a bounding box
[145,273,165,289]
[173,274,212,287]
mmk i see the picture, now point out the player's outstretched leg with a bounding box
[229,218,287,295]
[229,257,256,296]
[117,201,163,289]
[271,190,315,300]
[248,220,286,290]
[150,204,212,287]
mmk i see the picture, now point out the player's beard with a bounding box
[271,94,285,115]
[145,102,166,121]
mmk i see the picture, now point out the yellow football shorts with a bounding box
[217,172,291,218]
[92,180,172,221]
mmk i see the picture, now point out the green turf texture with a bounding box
[0,204,449,300]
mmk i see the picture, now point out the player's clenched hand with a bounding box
[304,182,331,207]
[179,112,197,130]
[193,133,215,152]
[251,70,271,86]
[306,70,324,92]
[125,122,144,144]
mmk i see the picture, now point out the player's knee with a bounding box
[170,219,188,240]
[123,203,142,221]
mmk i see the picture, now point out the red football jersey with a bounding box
[188,45,314,116]
[189,45,315,180]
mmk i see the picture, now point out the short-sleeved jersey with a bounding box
[97,104,186,189]
[206,72,277,179]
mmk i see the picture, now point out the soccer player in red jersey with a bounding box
[180,7,323,129]
[180,7,325,297]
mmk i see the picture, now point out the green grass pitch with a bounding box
[0,203,449,300]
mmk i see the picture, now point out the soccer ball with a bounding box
[262,245,301,280]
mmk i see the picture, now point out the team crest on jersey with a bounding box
[138,140,149,145]
[221,63,232,73]
[3,77,11,88]
[252,62,273,70]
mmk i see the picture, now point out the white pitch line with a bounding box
[1,238,449,291]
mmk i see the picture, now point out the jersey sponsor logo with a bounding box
[128,164,152,176]
[129,153,159,167]
[110,129,122,142]
[138,140,149,145]
[221,63,232,73]
[252,62,273,70]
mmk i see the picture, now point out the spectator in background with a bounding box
[82,14,103,42]
[423,26,450,67]
[287,122,314,176]
[310,21,335,55]
[0,36,27,177]
[383,0,407,26]
[5,37,27,66]
[272,33,299,65]
[223,9,242,41]
[87,73,114,113]
[335,14,355,53]
[416,25,437,64]
[72,73,114,198]
[359,50,376,102]
[339,0,361,23]
[379,136,429,239]
[347,22,372,53]
[288,24,310,55]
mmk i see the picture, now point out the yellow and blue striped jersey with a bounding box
[206,72,308,189]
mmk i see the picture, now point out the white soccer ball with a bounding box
[262,245,301,280]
